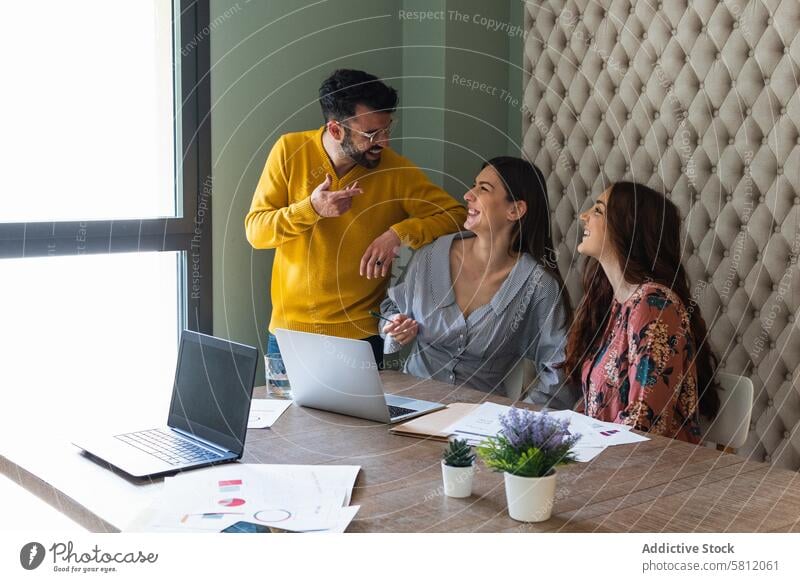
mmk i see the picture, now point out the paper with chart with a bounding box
[548,410,649,447]
[446,402,649,462]
[130,464,361,533]
[247,399,293,429]
[548,410,649,461]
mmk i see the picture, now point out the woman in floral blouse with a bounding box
[563,182,719,443]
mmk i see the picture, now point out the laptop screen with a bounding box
[167,330,257,456]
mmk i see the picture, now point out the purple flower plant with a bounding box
[499,407,580,453]
[478,407,581,477]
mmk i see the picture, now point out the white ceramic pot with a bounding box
[441,460,475,498]
[503,469,557,522]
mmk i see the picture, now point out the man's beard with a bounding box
[341,129,382,169]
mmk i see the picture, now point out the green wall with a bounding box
[507,0,525,154]
[209,0,525,376]
[399,0,526,192]
[399,0,447,186]
[441,0,513,195]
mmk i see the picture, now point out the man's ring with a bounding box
[375,259,383,266]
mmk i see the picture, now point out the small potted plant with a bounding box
[477,407,579,522]
[441,438,476,498]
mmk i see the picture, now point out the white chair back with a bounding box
[505,359,535,402]
[701,373,754,451]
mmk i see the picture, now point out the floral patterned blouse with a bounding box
[577,283,702,444]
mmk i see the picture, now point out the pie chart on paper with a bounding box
[253,509,292,523]
[218,498,246,507]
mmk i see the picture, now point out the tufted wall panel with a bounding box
[522,0,800,468]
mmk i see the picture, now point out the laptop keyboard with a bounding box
[115,429,223,466]
[388,405,416,419]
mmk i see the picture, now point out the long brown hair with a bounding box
[563,182,720,419]
[484,156,572,320]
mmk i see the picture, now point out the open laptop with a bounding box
[73,330,258,478]
[274,328,445,423]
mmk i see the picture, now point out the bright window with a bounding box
[0,252,180,435]
[0,0,209,530]
[0,0,176,222]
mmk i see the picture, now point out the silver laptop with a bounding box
[275,329,445,423]
[73,330,258,478]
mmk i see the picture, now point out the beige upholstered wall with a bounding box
[522,0,799,468]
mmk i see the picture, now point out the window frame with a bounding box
[0,0,212,334]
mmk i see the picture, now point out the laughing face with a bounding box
[338,104,392,169]
[577,188,611,259]
[463,165,526,235]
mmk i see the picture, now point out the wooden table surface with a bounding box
[2,370,800,533]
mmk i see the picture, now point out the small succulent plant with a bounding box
[442,438,476,468]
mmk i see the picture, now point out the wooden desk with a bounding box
[2,371,799,532]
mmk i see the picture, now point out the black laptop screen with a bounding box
[167,331,257,456]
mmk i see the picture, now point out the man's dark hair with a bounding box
[319,69,398,121]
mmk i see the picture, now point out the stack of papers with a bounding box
[389,403,478,441]
[127,464,361,533]
[446,403,649,462]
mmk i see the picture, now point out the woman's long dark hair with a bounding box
[563,181,720,419]
[483,156,572,320]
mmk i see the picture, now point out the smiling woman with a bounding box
[565,182,721,443]
[381,157,578,408]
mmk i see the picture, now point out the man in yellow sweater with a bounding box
[245,69,467,365]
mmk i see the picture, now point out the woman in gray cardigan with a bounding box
[380,157,579,408]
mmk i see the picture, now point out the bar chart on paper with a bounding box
[180,512,245,524]
[218,479,242,493]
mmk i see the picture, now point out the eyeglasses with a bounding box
[337,119,395,144]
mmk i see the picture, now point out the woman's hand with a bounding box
[382,314,419,346]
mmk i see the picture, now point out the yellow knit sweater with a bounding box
[245,126,467,339]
